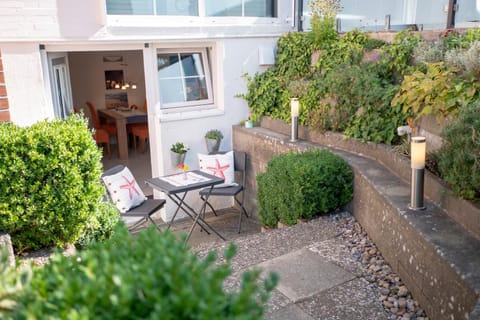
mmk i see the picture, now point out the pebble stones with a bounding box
[335,214,429,320]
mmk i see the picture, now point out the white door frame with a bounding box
[47,52,74,119]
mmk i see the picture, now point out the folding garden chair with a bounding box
[102,165,165,232]
[199,151,249,233]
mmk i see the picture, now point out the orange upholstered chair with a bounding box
[131,125,149,153]
[74,106,110,156]
[128,99,149,153]
[86,101,117,136]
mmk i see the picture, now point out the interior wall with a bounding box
[68,50,146,112]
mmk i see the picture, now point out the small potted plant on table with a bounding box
[170,142,189,167]
[204,129,223,154]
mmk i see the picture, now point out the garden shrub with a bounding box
[392,62,480,120]
[275,32,313,78]
[257,149,353,227]
[0,115,119,253]
[437,101,480,201]
[10,224,278,319]
[75,201,120,249]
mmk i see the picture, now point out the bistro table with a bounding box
[145,170,226,243]
[97,108,147,160]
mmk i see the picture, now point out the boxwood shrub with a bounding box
[9,224,278,319]
[257,149,353,227]
[437,101,480,200]
[0,115,119,252]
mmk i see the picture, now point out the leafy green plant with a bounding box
[257,149,353,227]
[378,30,421,82]
[441,28,480,50]
[437,101,480,200]
[391,62,479,120]
[238,69,283,123]
[75,201,119,249]
[11,224,278,319]
[275,32,313,78]
[344,85,409,145]
[308,0,341,49]
[0,115,116,253]
[205,129,224,140]
[170,142,189,154]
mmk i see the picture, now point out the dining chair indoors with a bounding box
[74,106,111,156]
[86,101,117,136]
[128,99,149,152]
[199,151,249,233]
[102,165,165,232]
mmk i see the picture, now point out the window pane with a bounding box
[245,0,272,17]
[159,79,185,104]
[180,53,205,77]
[206,0,242,16]
[157,51,211,106]
[106,0,153,15]
[185,77,208,101]
[156,0,199,15]
[158,54,182,78]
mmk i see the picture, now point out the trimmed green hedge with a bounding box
[0,115,119,252]
[9,224,278,319]
[256,149,353,227]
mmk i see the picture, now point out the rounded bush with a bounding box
[256,149,353,227]
[438,101,480,200]
[0,115,116,252]
[11,224,278,319]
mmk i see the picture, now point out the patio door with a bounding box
[48,53,73,119]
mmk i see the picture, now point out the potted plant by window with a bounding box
[204,129,223,154]
[170,142,189,167]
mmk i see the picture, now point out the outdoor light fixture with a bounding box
[290,98,299,142]
[409,136,426,210]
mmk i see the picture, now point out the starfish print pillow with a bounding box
[102,166,147,213]
[198,151,235,187]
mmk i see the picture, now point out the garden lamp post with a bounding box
[409,136,426,210]
[290,98,299,142]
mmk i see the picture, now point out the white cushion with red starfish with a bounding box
[102,166,147,213]
[197,151,235,187]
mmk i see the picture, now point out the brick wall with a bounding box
[0,50,10,122]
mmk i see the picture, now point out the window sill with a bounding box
[157,105,224,122]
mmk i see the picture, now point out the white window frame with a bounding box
[106,0,274,17]
[157,47,214,109]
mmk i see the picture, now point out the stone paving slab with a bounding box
[297,277,388,320]
[256,248,356,302]
[267,303,315,320]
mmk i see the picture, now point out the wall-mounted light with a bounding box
[290,98,299,142]
[409,136,426,210]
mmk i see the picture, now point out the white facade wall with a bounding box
[0,0,294,221]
